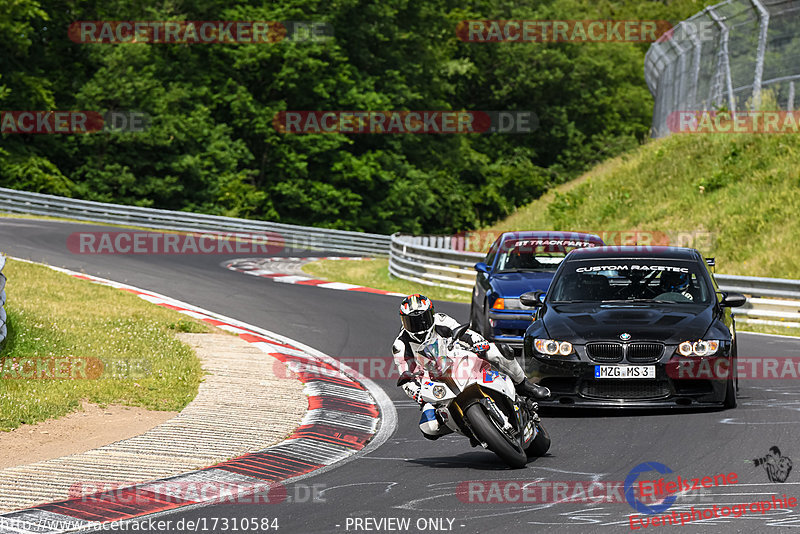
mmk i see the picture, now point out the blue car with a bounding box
[469,231,604,352]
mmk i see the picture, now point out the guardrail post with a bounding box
[706,7,735,113]
[0,256,6,350]
[751,0,770,111]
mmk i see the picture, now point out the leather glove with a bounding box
[472,341,490,356]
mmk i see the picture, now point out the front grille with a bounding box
[626,343,665,363]
[580,380,671,399]
[586,343,624,363]
[587,342,664,363]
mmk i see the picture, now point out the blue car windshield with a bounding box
[495,239,594,273]
[548,259,713,304]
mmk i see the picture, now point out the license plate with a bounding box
[594,365,655,379]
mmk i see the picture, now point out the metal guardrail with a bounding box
[389,234,483,292]
[645,0,800,137]
[0,256,6,347]
[0,188,391,257]
[389,233,800,328]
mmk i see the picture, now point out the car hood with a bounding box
[490,272,554,297]
[541,303,714,343]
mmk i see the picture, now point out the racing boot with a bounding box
[515,377,551,400]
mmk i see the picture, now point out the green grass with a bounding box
[0,258,208,431]
[733,322,800,338]
[301,258,471,304]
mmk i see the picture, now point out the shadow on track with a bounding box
[406,452,551,470]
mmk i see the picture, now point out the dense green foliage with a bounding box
[0,0,715,233]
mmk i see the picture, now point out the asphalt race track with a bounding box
[2,218,800,534]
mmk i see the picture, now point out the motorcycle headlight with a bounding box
[534,338,574,356]
[677,340,720,357]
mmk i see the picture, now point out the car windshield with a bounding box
[495,239,595,273]
[548,259,713,304]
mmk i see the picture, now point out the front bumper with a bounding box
[487,310,535,350]
[526,350,730,408]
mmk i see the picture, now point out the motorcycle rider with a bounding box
[393,294,550,440]
[658,271,695,301]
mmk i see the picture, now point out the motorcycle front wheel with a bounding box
[465,404,527,469]
[525,422,551,457]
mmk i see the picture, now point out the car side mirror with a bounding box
[519,291,544,308]
[721,291,747,308]
[474,262,490,274]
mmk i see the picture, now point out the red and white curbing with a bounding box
[0,259,395,534]
[223,257,406,297]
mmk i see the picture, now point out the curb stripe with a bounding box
[213,456,322,481]
[307,397,380,417]
[0,260,384,532]
[223,257,406,297]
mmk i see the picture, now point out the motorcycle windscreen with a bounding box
[419,337,451,375]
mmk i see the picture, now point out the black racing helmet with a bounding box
[660,271,690,293]
[399,294,435,343]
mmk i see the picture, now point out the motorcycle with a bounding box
[414,324,550,468]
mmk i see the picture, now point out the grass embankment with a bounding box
[0,258,207,431]
[304,133,800,337]
[488,133,800,279]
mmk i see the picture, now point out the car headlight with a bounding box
[534,338,574,356]
[677,340,720,357]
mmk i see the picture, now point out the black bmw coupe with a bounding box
[521,246,746,408]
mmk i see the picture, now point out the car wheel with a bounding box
[481,300,492,340]
[723,374,737,409]
[469,302,480,331]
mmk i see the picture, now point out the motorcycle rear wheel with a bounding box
[465,404,527,469]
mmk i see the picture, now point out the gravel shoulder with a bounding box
[0,333,306,513]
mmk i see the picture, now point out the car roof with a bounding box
[498,231,604,244]
[566,246,701,261]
